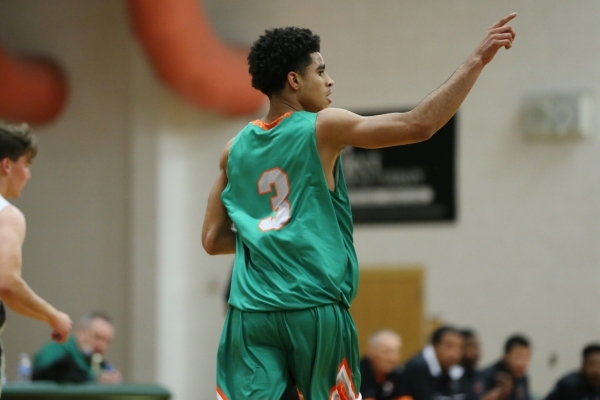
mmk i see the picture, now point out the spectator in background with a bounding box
[32,311,122,384]
[361,329,404,400]
[460,329,482,400]
[544,343,600,400]
[399,325,466,400]
[460,329,511,400]
[478,334,532,400]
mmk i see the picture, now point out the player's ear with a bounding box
[0,158,11,174]
[287,72,300,91]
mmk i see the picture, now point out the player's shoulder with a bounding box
[316,108,362,133]
[224,136,236,150]
[0,204,26,229]
[317,107,359,122]
[556,371,582,387]
[403,352,428,371]
[219,137,238,171]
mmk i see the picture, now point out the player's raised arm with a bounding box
[202,140,236,255]
[316,13,517,151]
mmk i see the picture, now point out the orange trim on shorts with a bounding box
[328,358,360,400]
[250,111,293,130]
[340,358,359,397]
[216,385,228,400]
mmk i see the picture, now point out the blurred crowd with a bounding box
[361,326,600,400]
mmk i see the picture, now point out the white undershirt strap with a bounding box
[0,194,9,214]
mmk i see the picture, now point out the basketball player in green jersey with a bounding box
[203,13,516,400]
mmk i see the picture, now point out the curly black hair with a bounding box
[248,27,320,96]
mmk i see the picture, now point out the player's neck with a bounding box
[263,92,302,123]
[0,179,8,198]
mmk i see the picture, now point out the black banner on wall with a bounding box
[342,110,457,223]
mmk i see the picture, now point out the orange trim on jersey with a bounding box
[216,386,228,400]
[250,111,293,130]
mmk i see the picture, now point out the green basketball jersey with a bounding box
[221,111,359,311]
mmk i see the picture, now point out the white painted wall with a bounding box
[0,0,598,399]
[154,102,242,400]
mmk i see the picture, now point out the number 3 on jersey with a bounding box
[258,168,291,231]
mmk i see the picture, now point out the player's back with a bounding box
[222,111,358,311]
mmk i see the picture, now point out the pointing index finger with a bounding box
[490,12,517,29]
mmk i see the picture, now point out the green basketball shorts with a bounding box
[217,303,362,400]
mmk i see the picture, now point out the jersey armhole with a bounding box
[311,112,341,195]
[223,133,243,195]
[332,156,341,194]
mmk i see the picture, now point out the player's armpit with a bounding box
[315,107,433,151]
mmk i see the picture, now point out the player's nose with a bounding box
[325,72,334,87]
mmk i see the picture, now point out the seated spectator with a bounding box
[361,329,404,400]
[399,325,466,400]
[478,334,532,400]
[32,311,122,384]
[544,343,600,400]
[460,329,482,400]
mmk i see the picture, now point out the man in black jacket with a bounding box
[399,325,466,400]
[360,329,404,400]
[460,329,482,400]
[478,334,532,400]
[544,343,600,400]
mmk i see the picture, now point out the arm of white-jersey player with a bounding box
[0,205,72,342]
